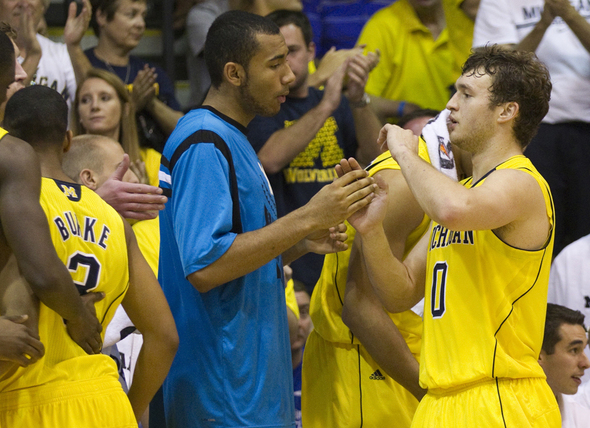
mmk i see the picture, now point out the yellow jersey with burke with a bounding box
[0,178,129,392]
[420,155,554,391]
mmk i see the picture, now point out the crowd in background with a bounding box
[1,0,590,427]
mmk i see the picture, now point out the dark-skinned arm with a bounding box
[0,136,102,354]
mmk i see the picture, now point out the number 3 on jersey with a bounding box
[67,251,102,294]
[431,261,448,319]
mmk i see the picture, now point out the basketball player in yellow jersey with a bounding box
[63,134,160,275]
[302,146,431,427]
[0,85,178,427]
[0,29,103,371]
[348,46,560,427]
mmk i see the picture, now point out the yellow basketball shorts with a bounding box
[412,377,560,428]
[302,329,419,428]
[0,375,137,427]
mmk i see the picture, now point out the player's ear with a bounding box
[224,62,246,87]
[63,130,73,153]
[497,101,519,124]
[79,169,98,190]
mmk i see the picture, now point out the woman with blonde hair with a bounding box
[71,67,160,186]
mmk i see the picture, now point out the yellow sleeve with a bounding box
[357,8,395,97]
[132,217,160,275]
[285,279,300,319]
[140,148,162,187]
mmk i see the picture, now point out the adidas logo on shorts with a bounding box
[369,369,385,380]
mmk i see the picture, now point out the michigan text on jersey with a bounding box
[429,225,474,251]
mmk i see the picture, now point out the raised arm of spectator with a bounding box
[256,61,348,174]
[131,65,183,135]
[145,98,183,134]
[64,0,94,86]
[17,4,41,87]
[514,1,555,52]
[546,0,590,54]
[308,46,358,88]
[366,95,422,124]
[344,52,382,165]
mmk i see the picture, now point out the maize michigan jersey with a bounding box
[310,145,431,348]
[421,155,554,391]
[303,144,431,427]
[0,177,129,392]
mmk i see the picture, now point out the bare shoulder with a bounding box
[489,168,551,249]
[486,167,547,205]
[0,135,40,180]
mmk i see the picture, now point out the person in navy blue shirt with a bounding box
[87,0,182,152]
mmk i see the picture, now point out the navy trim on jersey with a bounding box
[491,247,549,377]
[357,344,364,428]
[161,129,243,235]
[200,105,249,135]
[495,378,508,428]
[51,178,82,202]
[365,154,393,173]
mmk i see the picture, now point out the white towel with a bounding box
[420,109,458,180]
[104,305,137,348]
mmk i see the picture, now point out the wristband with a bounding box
[397,101,406,117]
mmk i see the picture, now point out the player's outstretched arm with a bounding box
[96,154,167,220]
[282,222,348,266]
[256,60,352,175]
[0,136,102,354]
[342,167,427,399]
[382,125,549,244]
[343,241,425,400]
[345,52,382,165]
[122,221,178,421]
[188,163,377,293]
[338,158,426,312]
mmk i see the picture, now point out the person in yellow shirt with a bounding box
[0,84,178,427]
[0,27,103,373]
[357,0,476,122]
[352,46,559,427]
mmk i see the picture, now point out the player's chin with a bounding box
[257,103,281,118]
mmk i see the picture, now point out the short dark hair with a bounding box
[292,279,308,294]
[205,10,280,89]
[542,303,586,355]
[266,9,313,46]
[90,0,146,37]
[398,108,440,129]
[4,86,68,147]
[461,45,551,148]
[0,26,15,81]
